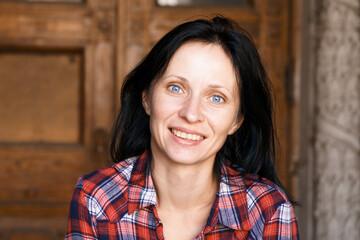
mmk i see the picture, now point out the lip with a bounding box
[169,127,206,146]
[169,127,205,137]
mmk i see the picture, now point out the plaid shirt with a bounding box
[66,151,299,239]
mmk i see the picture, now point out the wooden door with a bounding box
[117,0,293,189]
[0,0,116,239]
[0,0,293,239]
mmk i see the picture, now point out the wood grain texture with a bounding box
[0,0,292,239]
[0,51,82,143]
[0,0,116,239]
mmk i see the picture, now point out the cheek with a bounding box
[206,107,239,134]
[152,89,183,111]
[149,97,178,124]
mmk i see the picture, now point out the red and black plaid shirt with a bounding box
[66,151,299,239]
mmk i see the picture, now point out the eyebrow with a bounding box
[208,84,227,89]
[208,84,233,96]
[163,74,188,83]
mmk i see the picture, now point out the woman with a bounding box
[66,17,299,239]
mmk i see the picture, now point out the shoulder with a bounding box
[242,173,289,216]
[223,164,289,210]
[74,156,139,220]
[78,156,138,193]
[241,174,299,238]
[221,163,291,219]
[219,164,298,236]
[241,173,298,235]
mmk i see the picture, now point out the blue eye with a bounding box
[169,85,181,93]
[211,95,224,103]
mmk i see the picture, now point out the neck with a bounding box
[151,156,218,211]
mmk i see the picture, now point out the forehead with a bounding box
[168,41,232,67]
[162,41,238,91]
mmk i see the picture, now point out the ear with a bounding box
[228,115,244,135]
[142,90,151,116]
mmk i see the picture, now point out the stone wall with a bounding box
[314,0,360,239]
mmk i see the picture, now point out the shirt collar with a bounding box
[127,152,251,231]
[127,151,157,215]
[216,160,251,231]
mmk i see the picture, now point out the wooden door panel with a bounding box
[0,146,88,206]
[1,216,66,240]
[0,0,115,239]
[0,145,90,239]
[147,9,261,45]
[0,3,90,47]
[0,50,83,143]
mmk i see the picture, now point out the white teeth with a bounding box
[171,129,204,141]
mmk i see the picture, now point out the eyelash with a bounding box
[167,84,226,104]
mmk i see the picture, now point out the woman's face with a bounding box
[143,41,242,168]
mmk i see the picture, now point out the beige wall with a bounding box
[294,0,360,239]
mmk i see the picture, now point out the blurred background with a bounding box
[0,0,359,239]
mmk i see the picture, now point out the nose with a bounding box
[178,95,204,123]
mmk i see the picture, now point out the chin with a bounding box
[166,150,213,166]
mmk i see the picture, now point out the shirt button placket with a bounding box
[197,231,205,240]
[155,220,165,240]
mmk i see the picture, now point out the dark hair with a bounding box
[111,16,292,202]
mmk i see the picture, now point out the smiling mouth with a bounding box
[171,128,204,141]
